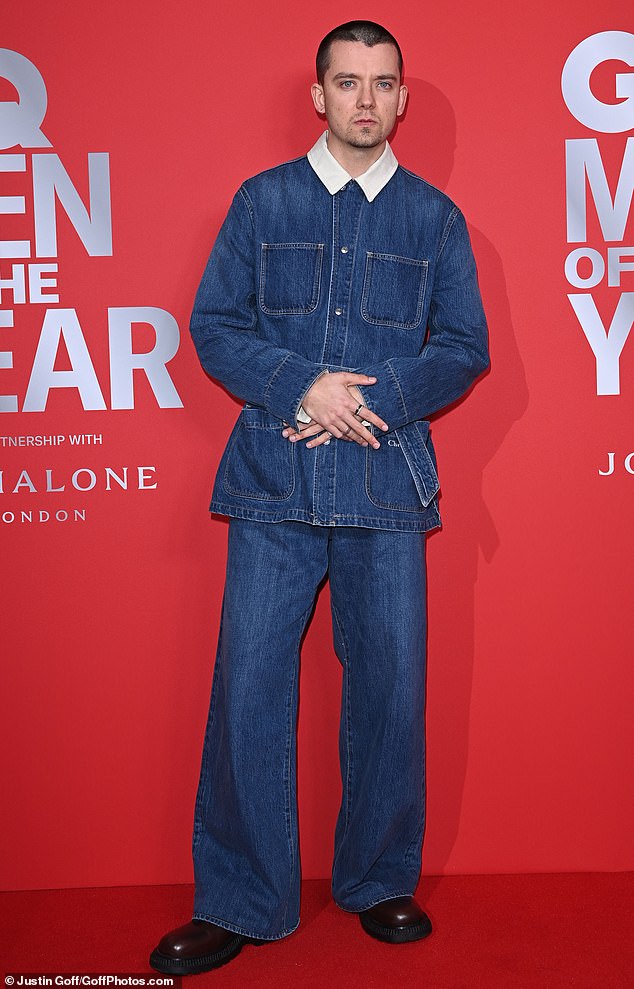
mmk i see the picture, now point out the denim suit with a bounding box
[189,135,489,940]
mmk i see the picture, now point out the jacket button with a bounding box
[341,246,349,254]
[334,307,343,316]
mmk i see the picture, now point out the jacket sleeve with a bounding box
[190,185,328,427]
[353,207,489,430]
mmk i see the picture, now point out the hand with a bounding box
[293,372,388,449]
[282,385,380,447]
[282,385,368,446]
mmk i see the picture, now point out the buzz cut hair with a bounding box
[316,20,403,84]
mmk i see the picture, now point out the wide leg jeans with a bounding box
[192,517,428,940]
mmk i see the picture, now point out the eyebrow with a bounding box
[331,72,399,81]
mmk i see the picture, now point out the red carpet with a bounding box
[2,874,632,988]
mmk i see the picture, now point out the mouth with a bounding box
[354,119,378,126]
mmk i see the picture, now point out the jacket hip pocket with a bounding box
[223,406,295,501]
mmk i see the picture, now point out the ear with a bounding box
[397,84,408,117]
[311,82,326,115]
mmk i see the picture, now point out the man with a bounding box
[150,20,488,976]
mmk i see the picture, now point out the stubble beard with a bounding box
[346,124,383,149]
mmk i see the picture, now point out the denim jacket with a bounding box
[190,150,489,532]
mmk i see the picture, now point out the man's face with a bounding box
[311,40,407,152]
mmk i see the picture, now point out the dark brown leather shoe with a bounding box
[149,919,253,975]
[359,895,432,944]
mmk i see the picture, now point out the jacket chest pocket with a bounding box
[361,253,428,329]
[259,243,324,315]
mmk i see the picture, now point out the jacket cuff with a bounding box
[354,361,405,432]
[265,356,328,428]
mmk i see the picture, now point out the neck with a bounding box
[326,132,386,178]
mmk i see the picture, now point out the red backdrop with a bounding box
[2,0,633,892]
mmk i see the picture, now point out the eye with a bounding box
[340,80,355,88]
[377,81,392,90]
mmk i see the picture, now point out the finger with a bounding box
[306,429,335,449]
[282,424,306,438]
[343,396,388,432]
[317,418,358,442]
[342,373,377,386]
[340,413,382,448]
[288,421,325,442]
[353,406,389,432]
[338,424,356,441]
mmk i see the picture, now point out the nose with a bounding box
[356,84,375,109]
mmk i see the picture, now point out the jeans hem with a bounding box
[191,911,299,941]
[333,888,416,914]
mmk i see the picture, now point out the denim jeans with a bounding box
[191,517,428,940]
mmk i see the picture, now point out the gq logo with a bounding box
[562,31,634,396]
[0,48,53,149]
[562,30,634,132]
[0,49,183,413]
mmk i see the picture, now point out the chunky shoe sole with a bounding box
[149,933,249,975]
[359,911,432,944]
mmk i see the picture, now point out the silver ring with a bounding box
[342,424,352,435]
[353,403,363,417]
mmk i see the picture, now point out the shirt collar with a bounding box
[307,130,398,202]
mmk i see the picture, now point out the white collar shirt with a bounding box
[306,130,399,202]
